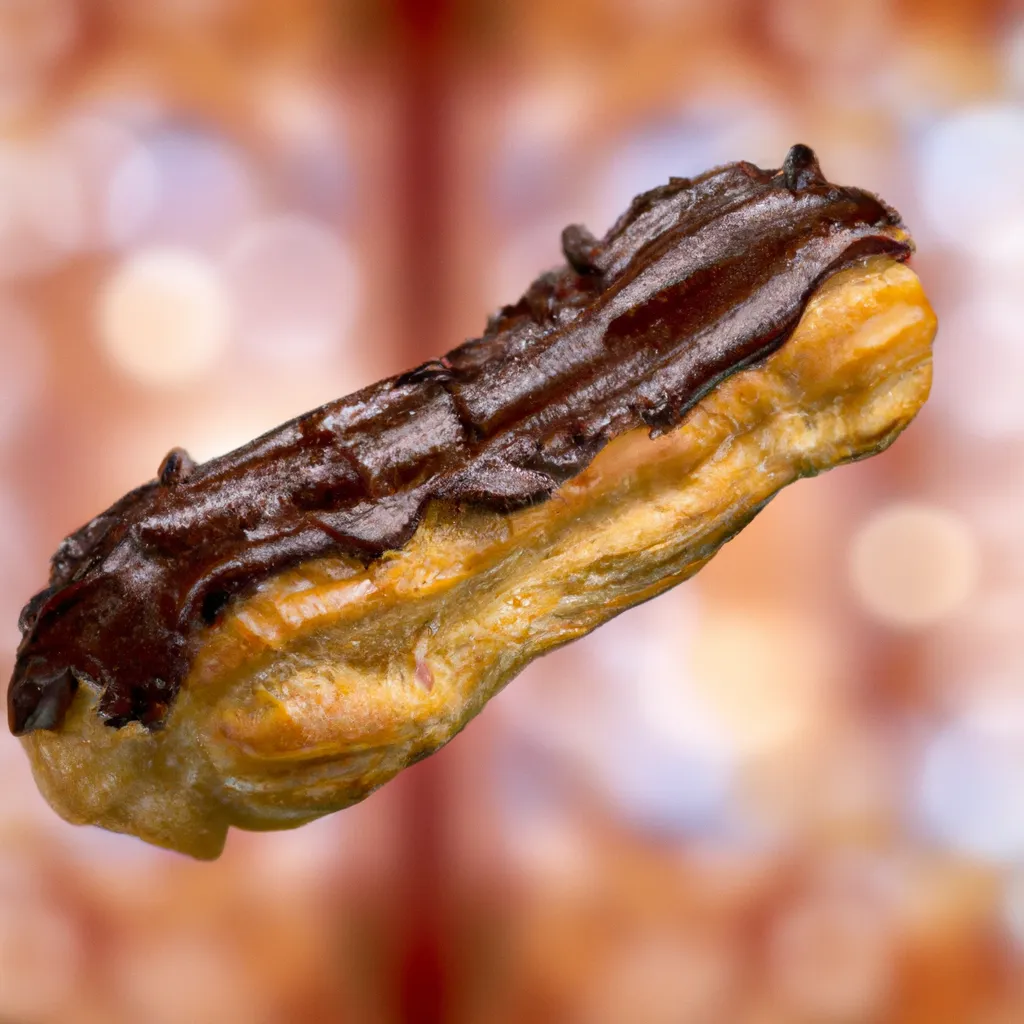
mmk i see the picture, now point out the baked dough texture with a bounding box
[21,256,935,858]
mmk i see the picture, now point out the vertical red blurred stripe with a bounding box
[395,0,453,358]
[393,1,454,1022]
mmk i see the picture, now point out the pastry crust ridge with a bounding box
[21,256,935,858]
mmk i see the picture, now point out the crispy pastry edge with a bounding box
[21,257,936,858]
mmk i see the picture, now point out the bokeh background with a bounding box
[0,1,1022,1021]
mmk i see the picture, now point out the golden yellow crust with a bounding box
[22,257,936,858]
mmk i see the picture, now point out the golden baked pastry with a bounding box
[9,146,936,857]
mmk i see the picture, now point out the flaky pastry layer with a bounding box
[22,257,935,858]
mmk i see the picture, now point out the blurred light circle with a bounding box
[115,934,264,1024]
[919,697,1024,863]
[105,143,160,247]
[53,114,160,252]
[493,74,590,215]
[256,75,339,151]
[495,596,736,837]
[930,294,1024,438]
[223,216,357,364]
[581,930,738,1024]
[576,600,735,834]
[0,141,84,278]
[598,725,734,836]
[0,299,46,440]
[600,596,712,746]
[99,248,231,387]
[247,814,350,889]
[595,104,790,234]
[848,503,978,629]
[254,79,351,214]
[690,609,829,754]
[767,0,890,68]
[919,105,1024,261]
[768,886,895,1021]
[112,126,259,251]
[507,819,596,890]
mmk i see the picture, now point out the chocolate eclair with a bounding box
[9,146,936,857]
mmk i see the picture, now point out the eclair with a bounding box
[8,146,936,858]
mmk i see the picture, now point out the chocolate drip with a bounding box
[8,146,911,734]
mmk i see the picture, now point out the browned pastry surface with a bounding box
[9,145,910,735]
[21,256,935,857]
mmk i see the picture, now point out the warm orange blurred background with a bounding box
[1,1,1022,1021]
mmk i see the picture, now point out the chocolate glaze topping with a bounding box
[8,146,911,734]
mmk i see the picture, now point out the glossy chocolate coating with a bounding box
[8,146,910,734]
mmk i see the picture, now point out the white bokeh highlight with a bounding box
[930,291,1024,439]
[99,247,232,387]
[918,104,1024,262]
[920,694,1024,863]
[848,503,979,629]
[223,215,357,365]
[110,128,259,252]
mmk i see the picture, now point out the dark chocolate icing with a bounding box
[8,146,910,734]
